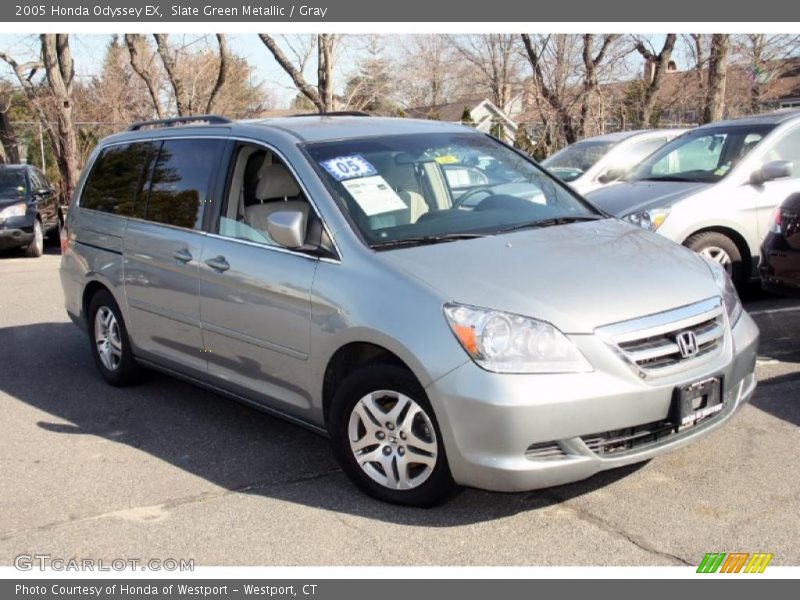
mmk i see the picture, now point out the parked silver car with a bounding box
[587,110,800,288]
[60,114,759,506]
[543,129,686,195]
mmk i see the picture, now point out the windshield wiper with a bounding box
[371,232,487,250]
[496,215,604,234]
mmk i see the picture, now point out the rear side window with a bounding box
[81,142,157,216]
[145,139,223,229]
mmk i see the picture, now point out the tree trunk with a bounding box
[702,34,729,124]
[0,109,21,164]
[124,34,164,118]
[634,34,677,126]
[205,34,230,114]
[154,34,189,116]
[259,34,326,112]
[41,34,79,204]
[318,34,336,112]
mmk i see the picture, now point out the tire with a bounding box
[684,231,746,290]
[328,365,458,507]
[24,220,44,258]
[87,289,141,386]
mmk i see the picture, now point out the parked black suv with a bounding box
[0,164,61,257]
[760,192,800,295]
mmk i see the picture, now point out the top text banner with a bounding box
[3,0,800,22]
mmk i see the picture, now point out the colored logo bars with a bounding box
[697,552,773,573]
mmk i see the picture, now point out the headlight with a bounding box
[443,303,592,374]
[701,256,743,326]
[625,207,670,231]
[0,202,27,219]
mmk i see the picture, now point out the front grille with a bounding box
[598,298,726,377]
[582,408,724,457]
[525,441,567,461]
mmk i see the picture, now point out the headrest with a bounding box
[256,163,301,200]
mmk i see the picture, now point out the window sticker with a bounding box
[342,175,408,216]
[434,155,460,164]
[320,154,378,181]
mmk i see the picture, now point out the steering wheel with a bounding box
[453,186,495,209]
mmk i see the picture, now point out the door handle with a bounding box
[205,256,230,272]
[172,248,193,263]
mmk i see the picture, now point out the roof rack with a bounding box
[127,115,232,131]
[288,111,371,118]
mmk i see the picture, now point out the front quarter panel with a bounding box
[308,251,469,424]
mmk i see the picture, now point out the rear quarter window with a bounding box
[80,142,158,216]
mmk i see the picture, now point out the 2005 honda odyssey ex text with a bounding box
[60,114,759,506]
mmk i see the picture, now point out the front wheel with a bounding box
[24,220,43,258]
[328,365,457,507]
[685,231,746,290]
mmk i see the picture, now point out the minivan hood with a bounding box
[586,180,709,217]
[380,219,719,334]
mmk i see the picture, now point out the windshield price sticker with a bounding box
[320,155,378,181]
[342,175,408,216]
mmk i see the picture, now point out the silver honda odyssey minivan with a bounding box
[60,114,759,506]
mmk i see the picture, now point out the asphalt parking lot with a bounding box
[0,249,798,567]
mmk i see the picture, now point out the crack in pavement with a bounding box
[0,467,342,543]
[542,491,693,566]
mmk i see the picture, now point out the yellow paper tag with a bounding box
[434,155,459,165]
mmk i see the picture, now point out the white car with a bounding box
[543,129,687,195]
[587,110,800,289]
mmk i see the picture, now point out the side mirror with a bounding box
[597,167,625,184]
[267,210,305,249]
[751,160,793,185]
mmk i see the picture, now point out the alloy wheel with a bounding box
[348,390,438,490]
[699,246,732,273]
[94,307,123,371]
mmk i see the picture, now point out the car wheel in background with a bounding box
[329,365,458,507]
[24,220,44,258]
[87,289,141,386]
[685,231,746,290]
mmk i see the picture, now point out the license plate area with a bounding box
[670,377,723,426]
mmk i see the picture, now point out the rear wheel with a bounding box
[329,365,457,507]
[24,220,43,258]
[684,231,746,290]
[46,212,63,247]
[87,289,141,386]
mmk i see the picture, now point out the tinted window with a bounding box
[0,170,27,197]
[81,142,157,215]
[145,139,222,229]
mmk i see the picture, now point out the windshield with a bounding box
[629,124,775,183]
[0,170,27,197]
[542,140,616,182]
[306,133,601,249]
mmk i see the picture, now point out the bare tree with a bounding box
[0,82,21,163]
[731,34,800,113]
[124,33,164,118]
[578,34,621,137]
[205,34,230,114]
[632,34,678,125]
[521,34,579,145]
[394,36,472,108]
[450,34,520,108]
[701,34,730,124]
[1,34,79,202]
[259,33,339,112]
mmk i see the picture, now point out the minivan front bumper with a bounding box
[426,310,759,492]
